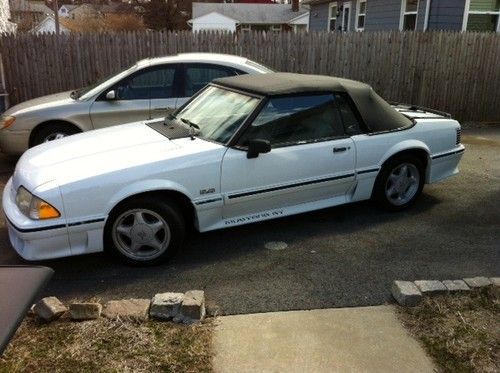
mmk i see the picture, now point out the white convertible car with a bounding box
[3,73,464,264]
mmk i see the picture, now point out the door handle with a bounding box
[333,147,348,153]
[153,107,173,111]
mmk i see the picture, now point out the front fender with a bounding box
[105,179,193,215]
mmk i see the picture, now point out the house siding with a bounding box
[364,0,402,31]
[309,2,331,31]
[427,0,466,31]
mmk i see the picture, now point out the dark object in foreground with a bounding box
[0,266,53,354]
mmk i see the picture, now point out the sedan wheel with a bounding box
[32,123,80,147]
[105,197,185,265]
[44,132,68,142]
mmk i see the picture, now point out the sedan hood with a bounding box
[5,91,74,116]
[14,122,183,189]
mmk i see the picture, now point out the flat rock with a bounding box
[391,281,422,307]
[102,299,150,321]
[181,290,206,321]
[489,277,500,287]
[463,277,492,288]
[34,296,67,322]
[442,280,470,292]
[414,280,447,295]
[150,292,184,320]
[70,302,102,320]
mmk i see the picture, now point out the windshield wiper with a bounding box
[180,118,200,140]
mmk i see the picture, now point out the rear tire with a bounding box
[31,123,80,147]
[104,197,186,265]
[373,155,424,211]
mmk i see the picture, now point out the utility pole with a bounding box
[53,0,60,35]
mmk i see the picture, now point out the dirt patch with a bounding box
[0,314,214,373]
[397,287,499,373]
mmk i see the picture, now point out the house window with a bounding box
[240,24,251,32]
[271,25,282,32]
[328,3,337,31]
[400,0,419,30]
[465,0,500,32]
[357,0,367,30]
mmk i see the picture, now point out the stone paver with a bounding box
[150,292,184,320]
[489,277,500,287]
[181,290,206,321]
[442,280,470,292]
[102,299,150,321]
[34,296,67,321]
[69,302,102,320]
[463,277,492,288]
[391,281,422,306]
[213,306,435,373]
[414,280,447,295]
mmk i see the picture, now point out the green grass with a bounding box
[398,287,499,373]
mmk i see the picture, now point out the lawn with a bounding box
[398,287,499,372]
[0,314,213,373]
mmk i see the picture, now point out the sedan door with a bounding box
[221,94,357,219]
[89,65,179,129]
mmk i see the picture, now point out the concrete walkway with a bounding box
[213,305,435,373]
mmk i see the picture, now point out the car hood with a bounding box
[5,91,75,116]
[14,121,199,190]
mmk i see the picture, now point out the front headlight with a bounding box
[0,115,16,129]
[15,186,61,220]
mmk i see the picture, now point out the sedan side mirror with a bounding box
[105,90,116,100]
[247,139,271,159]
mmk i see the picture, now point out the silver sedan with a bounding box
[0,53,273,154]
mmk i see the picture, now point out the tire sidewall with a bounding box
[104,198,185,266]
[32,123,80,147]
[373,155,425,211]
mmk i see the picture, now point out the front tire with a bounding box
[373,155,424,211]
[105,198,185,265]
[31,123,80,147]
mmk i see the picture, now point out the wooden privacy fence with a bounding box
[1,30,499,122]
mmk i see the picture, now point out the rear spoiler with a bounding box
[389,102,452,118]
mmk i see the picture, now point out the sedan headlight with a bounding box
[0,115,16,129]
[15,186,61,220]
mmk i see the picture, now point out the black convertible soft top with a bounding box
[213,73,413,132]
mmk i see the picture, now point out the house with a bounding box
[188,1,309,32]
[1,0,17,33]
[58,4,78,18]
[9,0,53,30]
[307,0,500,33]
[59,2,125,20]
[30,14,69,33]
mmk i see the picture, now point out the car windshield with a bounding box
[75,64,138,100]
[173,86,260,144]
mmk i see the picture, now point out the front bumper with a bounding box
[2,178,72,260]
[0,129,30,155]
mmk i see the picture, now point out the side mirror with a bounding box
[247,139,271,159]
[105,90,116,100]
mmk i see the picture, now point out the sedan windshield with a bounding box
[174,86,260,144]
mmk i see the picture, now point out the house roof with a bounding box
[191,3,308,25]
[11,0,52,14]
[30,15,70,33]
[60,4,79,11]
[212,73,413,132]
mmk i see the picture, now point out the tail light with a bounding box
[456,128,461,145]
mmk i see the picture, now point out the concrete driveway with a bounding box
[0,128,498,315]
